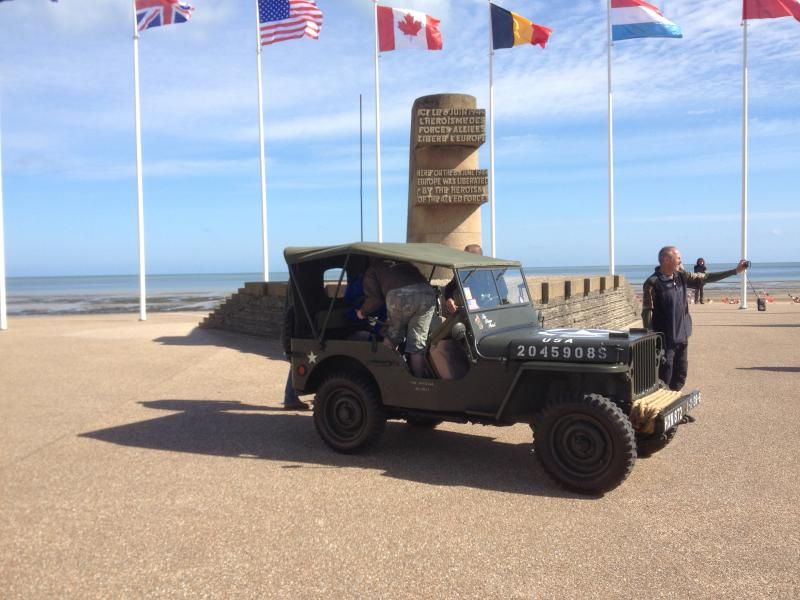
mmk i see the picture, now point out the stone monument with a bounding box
[406,94,488,250]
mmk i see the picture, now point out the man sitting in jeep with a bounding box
[444,243,483,314]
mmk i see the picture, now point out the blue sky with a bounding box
[0,0,797,277]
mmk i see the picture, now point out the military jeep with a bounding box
[283,242,700,494]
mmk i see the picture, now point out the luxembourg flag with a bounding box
[611,0,682,41]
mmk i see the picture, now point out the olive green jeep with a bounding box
[283,242,700,494]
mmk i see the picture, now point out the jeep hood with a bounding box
[478,327,650,364]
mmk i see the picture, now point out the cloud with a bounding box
[1,0,798,271]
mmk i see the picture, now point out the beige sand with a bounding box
[1,307,799,598]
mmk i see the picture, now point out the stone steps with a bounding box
[199,282,287,338]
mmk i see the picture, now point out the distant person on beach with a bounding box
[693,258,707,304]
[444,243,483,315]
[642,246,749,394]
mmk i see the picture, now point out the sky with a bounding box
[0,0,798,277]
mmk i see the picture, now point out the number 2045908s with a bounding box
[515,344,608,361]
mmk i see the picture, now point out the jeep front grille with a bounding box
[630,336,659,397]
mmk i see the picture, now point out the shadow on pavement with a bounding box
[153,328,285,360]
[79,399,580,500]
[737,366,800,373]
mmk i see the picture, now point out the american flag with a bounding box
[136,0,194,33]
[259,0,323,46]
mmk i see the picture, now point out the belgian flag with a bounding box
[490,3,551,50]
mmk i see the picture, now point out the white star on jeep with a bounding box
[307,351,318,364]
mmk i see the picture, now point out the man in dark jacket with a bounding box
[642,246,748,392]
[693,257,707,304]
[357,258,436,377]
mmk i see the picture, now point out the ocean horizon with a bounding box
[6,262,800,316]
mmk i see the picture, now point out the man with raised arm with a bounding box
[642,246,749,394]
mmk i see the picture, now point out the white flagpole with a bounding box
[131,0,147,321]
[740,20,749,309]
[255,0,269,281]
[0,108,7,331]
[373,0,383,242]
[488,1,496,257]
[607,0,616,276]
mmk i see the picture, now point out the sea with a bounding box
[5,263,800,316]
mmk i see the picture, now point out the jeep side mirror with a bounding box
[452,322,466,341]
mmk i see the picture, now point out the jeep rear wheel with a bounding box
[533,394,636,495]
[314,374,385,453]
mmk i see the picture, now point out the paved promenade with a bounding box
[1,306,798,598]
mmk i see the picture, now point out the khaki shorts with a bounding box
[384,283,436,353]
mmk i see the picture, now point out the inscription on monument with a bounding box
[416,108,486,147]
[415,169,488,205]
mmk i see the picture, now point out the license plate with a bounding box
[661,389,701,431]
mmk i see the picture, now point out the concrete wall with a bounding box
[199,275,641,337]
[531,275,640,330]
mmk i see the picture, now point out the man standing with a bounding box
[693,257,707,304]
[642,246,748,392]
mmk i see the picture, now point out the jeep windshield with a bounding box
[458,267,530,310]
[456,267,537,335]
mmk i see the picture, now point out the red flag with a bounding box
[743,0,800,21]
[377,6,442,52]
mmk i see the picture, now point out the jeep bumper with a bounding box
[630,388,701,435]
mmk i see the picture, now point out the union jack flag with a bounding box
[136,0,194,33]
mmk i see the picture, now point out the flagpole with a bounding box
[0,108,7,331]
[359,93,364,242]
[607,0,616,276]
[740,19,749,309]
[131,0,147,321]
[488,1,496,258]
[373,0,383,242]
[255,0,269,281]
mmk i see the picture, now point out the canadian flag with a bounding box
[377,6,443,51]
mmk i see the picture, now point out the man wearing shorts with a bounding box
[357,258,436,377]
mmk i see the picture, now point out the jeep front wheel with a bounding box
[533,394,637,495]
[314,374,385,453]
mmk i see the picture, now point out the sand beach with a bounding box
[1,306,798,598]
